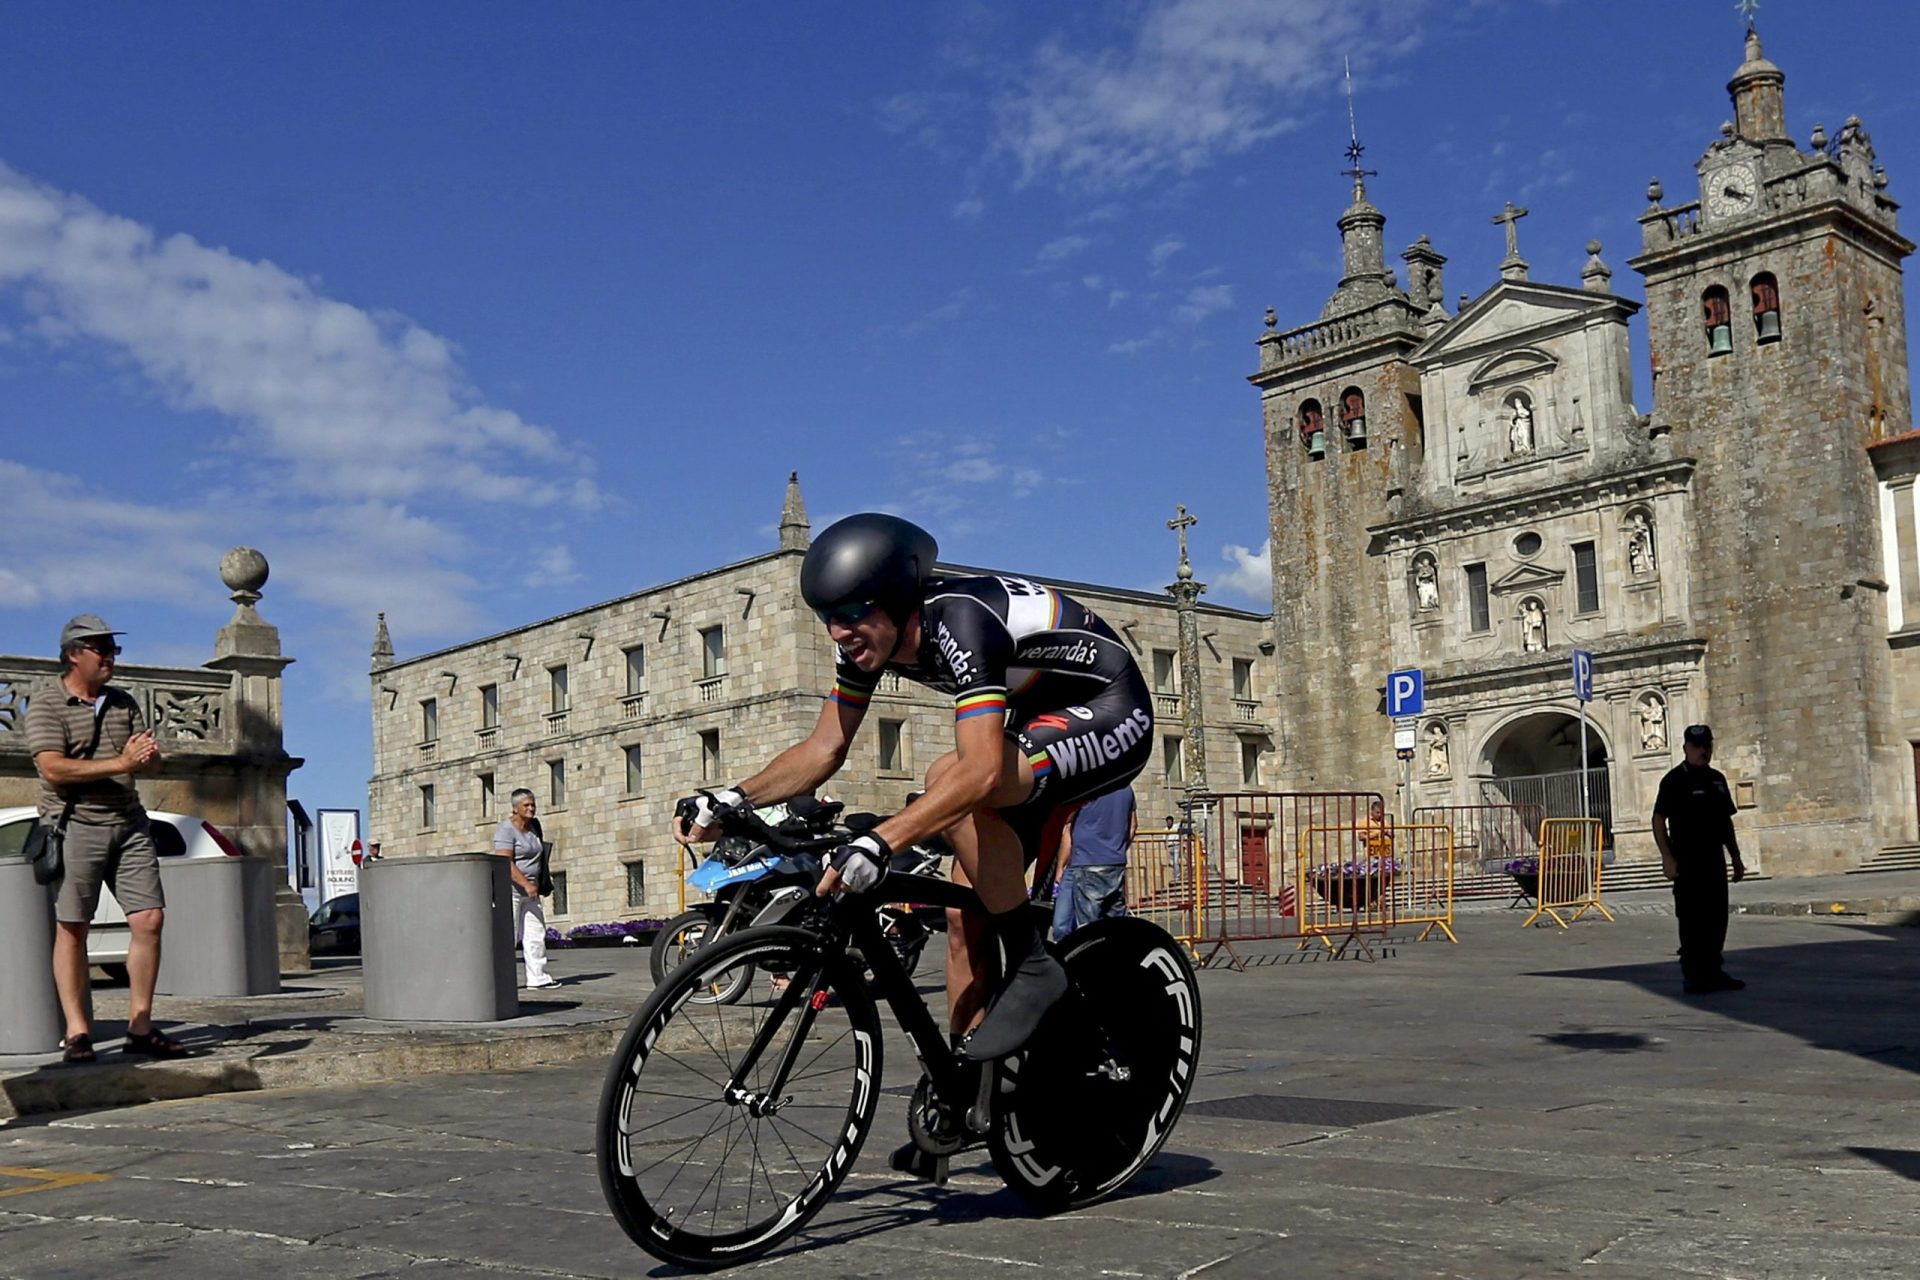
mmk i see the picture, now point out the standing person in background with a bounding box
[493,789,556,989]
[1652,724,1747,994]
[27,615,189,1063]
[1050,785,1136,941]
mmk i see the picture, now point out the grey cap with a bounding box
[60,614,124,650]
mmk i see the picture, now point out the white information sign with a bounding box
[1393,726,1416,751]
[317,808,362,903]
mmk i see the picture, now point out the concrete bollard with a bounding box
[0,859,63,1054]
[154,856,282,997]
[362,854,516,1022]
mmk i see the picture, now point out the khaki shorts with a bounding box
[54,818,165,924]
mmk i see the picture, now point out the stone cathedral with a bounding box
[1254,26,1918,876]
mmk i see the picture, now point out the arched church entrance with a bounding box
[1477,711,1614,847]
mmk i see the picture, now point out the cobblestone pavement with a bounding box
[2,911,1917,1279]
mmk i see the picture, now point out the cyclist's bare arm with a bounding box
[673,699,864,842]
[873,713,1017,855]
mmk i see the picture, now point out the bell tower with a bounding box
[1629,25,1916,870]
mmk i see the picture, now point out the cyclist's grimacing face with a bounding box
[826,605,896,672]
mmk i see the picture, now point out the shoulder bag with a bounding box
[23,698,110,887]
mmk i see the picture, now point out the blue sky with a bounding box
[3,0,1915,821]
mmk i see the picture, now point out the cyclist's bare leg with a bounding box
[924,743,1034,1036]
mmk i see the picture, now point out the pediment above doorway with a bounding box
[1489,561,1564,595]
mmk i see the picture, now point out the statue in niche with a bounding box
[1413,555,1440,612]
[1508,396,1535,456]
[1521,598,1547,652]
[1639,694,1668,753]
[1425,722,1450,777]
[1625,511,1656,577]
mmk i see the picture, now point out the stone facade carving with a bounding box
[0,679,24,737]
[152,689,224,741]
[1520,597,1548,652]
[1508,394,1535,456]
[1625,510,1657,576]
[1638,692,1668,752]
[1413,554,1440,612]
[1425,721,1450,777]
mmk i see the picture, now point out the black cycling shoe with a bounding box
[888,1140,951,1184]
[962,908,1068,1062]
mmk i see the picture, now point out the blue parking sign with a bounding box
[1387,668,1424,717]
[1572,649,1594,703]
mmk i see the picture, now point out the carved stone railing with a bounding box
[0,659,239,756]
[697,676,726,704]
[1153,691,1182,719]
[544,710,570,737]
[621,693,647,720]
[1257,301,1421,372]
[475,726,499,751]
[419,740,438,761]
[1233,698,1261,724]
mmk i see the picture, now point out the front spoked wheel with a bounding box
[989,916,1203,1211]
[597,925,882,1270]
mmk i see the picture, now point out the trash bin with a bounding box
[155,856,281,997]
[362,853,516,1022]
[0,859,63,1054]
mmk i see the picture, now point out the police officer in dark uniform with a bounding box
[1651,724,1748,994]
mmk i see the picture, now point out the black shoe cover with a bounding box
[962,907,1068,1061]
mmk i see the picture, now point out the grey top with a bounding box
[24,684,147,825]
[492,819,544,883]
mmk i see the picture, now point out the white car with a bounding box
[0,805,246,980]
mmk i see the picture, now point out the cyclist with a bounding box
[673,512,1153,1064]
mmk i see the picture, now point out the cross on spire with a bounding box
[1168,504,1197,571]
[1492,200,1530,260]
[1736,0,1760,29]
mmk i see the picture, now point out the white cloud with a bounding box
[1034,233,1093,268]
[951,197,987,221]
[994,0,1429,190]
[521,544,582,589]
[894,287,977,338]
[1108,332,1164,355]
[1149,236,1185,272]
[1217,537,1271,600]
[1174,283,1235,324]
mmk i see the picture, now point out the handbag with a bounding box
[24,698,110,886]
[537,841,556,897]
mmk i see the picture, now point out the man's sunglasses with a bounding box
[78,642,122,658]
[815,601,879,627]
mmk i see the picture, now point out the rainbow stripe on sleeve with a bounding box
[954,691,1008,722]
[829,680,872,709]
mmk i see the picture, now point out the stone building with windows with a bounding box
[366,476,1273,926]
[1256,25,1916,875]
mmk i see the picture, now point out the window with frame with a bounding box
[549,871,569,916]
[1573,541,1600,614]
[700,729,721,781]
[1152,649,1178,694]
[878,718,905,773]
[549,664,570,713]
[420,784,436,829]
[479,771,495,820]
[420,697,438,743]
[625,861,647,909]
[548,758,566,808]
[1240,738,1261,787]
[1232,658,1254,700]
[624,743,644,794]
[624,645,646,695]
[1163,736,1185,785]
[700,626,727,678]
[479,683,499,729]
[1465,563,1491,633]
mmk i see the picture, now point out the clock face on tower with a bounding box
[1705,162,1760,220]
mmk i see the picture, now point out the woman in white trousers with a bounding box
[492,789,556,988]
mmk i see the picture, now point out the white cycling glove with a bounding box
[677,787,748,832]
[828,834,893,894]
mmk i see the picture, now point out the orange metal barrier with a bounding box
[1123,834,1201,957]
[1189,792,1387,968]
[1296,824,1396,959]
[1523,817,1614,928]
[1411,803,1542,875]
[1387,823,1457,943]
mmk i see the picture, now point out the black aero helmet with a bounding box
[801,513,937,626]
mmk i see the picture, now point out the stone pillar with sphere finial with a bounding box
[1167,507,1210,803]
[204,547,310,973]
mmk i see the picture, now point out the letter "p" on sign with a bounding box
[1387,669,1424,717]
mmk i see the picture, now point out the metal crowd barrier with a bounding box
[1523,817,1614,928]
[1187,791,1386,969]
[1388,823,1458,943]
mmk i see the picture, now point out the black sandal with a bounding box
[122,1029,191,1059]
[61,1033,96,1065]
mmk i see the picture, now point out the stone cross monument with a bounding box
[1167,505,1209,802]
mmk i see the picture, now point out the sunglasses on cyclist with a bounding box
[815,601,879,628]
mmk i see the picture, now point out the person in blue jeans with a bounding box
[1050,784,1136,941]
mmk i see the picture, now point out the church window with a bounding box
[1299,399,1326,459]
[1751,272,1781,344]
[1513,531,1542,558]
[1703,286,1733,356]
[1338,387,1367,446]
[1573,541,1600,614]
[1465,563,1490,633]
